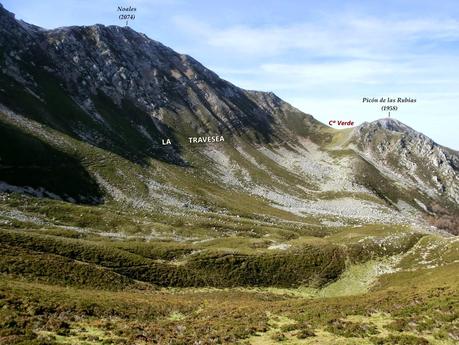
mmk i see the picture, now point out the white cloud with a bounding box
[259,61,396,84]
[172,12,459,149]
[210,55,459,93]
[173,15,459,58]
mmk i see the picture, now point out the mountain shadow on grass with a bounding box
[0,120,103,203]
[92,92,188,167]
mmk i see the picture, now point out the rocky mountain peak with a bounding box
[0,11,297,139]
[371,118,415,133]
[349,117,459,205]
[1,6,325,167]
[0,2,11,16]
[355,117,435,151]
[358,117,420,137]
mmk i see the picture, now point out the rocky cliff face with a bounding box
[0,3,314,144]
[0,3,458,234]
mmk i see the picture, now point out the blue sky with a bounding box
[4,0,459,149]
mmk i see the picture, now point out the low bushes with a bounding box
[0,229,346,288]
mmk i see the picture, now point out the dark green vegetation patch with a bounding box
[0,229,346,288]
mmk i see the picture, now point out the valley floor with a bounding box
[0,195,457,345]
[1,260,458,345]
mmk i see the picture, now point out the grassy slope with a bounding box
[0,236,457,344]
[0,117,456,344]
[0,210,457,344]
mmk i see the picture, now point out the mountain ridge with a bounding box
[0,3,458,236]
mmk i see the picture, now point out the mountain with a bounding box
[353,118,459,204]
[0,3,317,153]
[1,2,458,233]
[2,3,459,227]
[1,4,459,345]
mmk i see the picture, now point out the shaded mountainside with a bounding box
[0,2,458,236]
